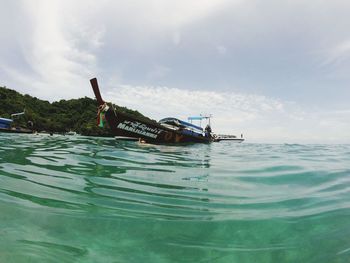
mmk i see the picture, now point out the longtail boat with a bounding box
[90,78,213,144]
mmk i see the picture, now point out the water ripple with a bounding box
[0,134,349,222]
[1,134,350,262]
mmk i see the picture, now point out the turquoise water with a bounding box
[0,134,349,262]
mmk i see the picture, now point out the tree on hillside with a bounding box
[0,86,152,136]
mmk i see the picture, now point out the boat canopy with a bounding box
[11,111,25,118]
[159,117,203,131]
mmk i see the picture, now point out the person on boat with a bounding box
[27,120,33,129]
[205,124,212,138]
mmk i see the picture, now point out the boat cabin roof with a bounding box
[159,117,203,131]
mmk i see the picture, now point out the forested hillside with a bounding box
[0,86,151,136]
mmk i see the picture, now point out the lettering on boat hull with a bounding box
[117,120,163,139]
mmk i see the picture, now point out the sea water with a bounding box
[0,134,349,262]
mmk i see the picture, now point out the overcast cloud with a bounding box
[0,0,349,143]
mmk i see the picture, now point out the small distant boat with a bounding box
[215,134,245,143]
[90,78,244,144]
[0,117,33,134]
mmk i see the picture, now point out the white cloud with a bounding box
[0,0,104,100]
[322,39,350,66]
[1,0,350,143]
[1,0,237,100]
[216,45,227,55]
[172,32,181,46]
[119,0,234,29]
[146,65,171,81]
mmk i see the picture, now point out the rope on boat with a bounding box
[97,103,109,128]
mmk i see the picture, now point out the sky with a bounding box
[0,0,350,143]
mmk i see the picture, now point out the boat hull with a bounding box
[104,107,211,144]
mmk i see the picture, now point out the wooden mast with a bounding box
[90,78,105,106]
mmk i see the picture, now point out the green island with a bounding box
[0,86,152,136]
